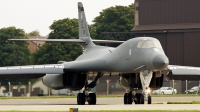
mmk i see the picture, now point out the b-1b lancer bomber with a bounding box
[1,2,200,105]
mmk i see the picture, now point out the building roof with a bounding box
[26,36,48,46]
[132,23,200,31]
[131,23,200,33]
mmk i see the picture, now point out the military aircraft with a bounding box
[1,2,200,105]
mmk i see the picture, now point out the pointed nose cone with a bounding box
[153,54,169,70]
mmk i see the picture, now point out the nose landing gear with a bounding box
[123,70,153,105]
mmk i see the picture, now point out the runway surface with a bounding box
[0,97,200,110]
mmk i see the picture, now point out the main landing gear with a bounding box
[77,73,103,105]
[77,92,96,105]
[124,70,152,104]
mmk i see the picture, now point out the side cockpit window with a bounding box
[152,41,162,48]
[137,40,162,49]
[137,40,146,48]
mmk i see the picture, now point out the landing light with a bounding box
[147,88,151,93]
[145,87,151,93]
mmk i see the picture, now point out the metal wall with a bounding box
[184,32,200,66]
[139,0,200,25]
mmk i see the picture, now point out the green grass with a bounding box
[0,110,200,112]
[153,102,164,104]
[167,100,200,104]
[151,94,200,97]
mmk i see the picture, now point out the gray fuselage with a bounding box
[69,37,169,74]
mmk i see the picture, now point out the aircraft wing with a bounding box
[9,39,124,43]
[0,64,64,78]
[168,65,200,75]
[0,59,106,78]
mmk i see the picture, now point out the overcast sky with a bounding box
[0,0,134,36]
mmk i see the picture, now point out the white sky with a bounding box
[0,0,134,36]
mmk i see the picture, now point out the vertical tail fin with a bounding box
[78,2,90,37]
[78,2,95,47]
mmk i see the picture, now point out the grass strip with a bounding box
[167,100,200,104]
[0,110,200,112]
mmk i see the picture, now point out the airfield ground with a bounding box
[0,96,200,111]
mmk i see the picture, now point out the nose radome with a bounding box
[153,54,169,70]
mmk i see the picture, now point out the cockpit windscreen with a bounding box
[137,40,162,49]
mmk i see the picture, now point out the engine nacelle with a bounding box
[42,73,86,90]
[42,74,64,90]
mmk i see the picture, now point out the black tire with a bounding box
[124,93,128,104]
[77,93,85,105]
[134,93,140,104]
[139,94,144,104]
[124,93,132,104]
[88,93,96,105]
[161,92,164,95]
[127,93,132,104]
[148,96,151,104]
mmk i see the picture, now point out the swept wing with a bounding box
[0,59,107,78]
[168,65,200,75]
[0,64,64,78]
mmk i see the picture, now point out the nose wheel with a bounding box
[148,95,152,104]
[124,92,152,104]
[136,93,151,104]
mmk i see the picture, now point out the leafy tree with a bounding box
[32,18,82,64]
[92,4,134,40]
[26,30,40,37]
[88,24,98,39]
[0,27,35,85]
[0,27,31,66]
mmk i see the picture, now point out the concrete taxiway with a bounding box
[0,97,200,110]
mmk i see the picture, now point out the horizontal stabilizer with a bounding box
[8,39,85,43]
[9,39,124,43]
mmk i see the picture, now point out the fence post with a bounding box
[198,80,200,94]
[48,88,51,96]
[8,82,12,97]
[106,80,110,95]
[172,80,174,95]
[186,80,187,94]
[27,81,31,97]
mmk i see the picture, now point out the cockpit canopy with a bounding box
[137,40,162,49]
